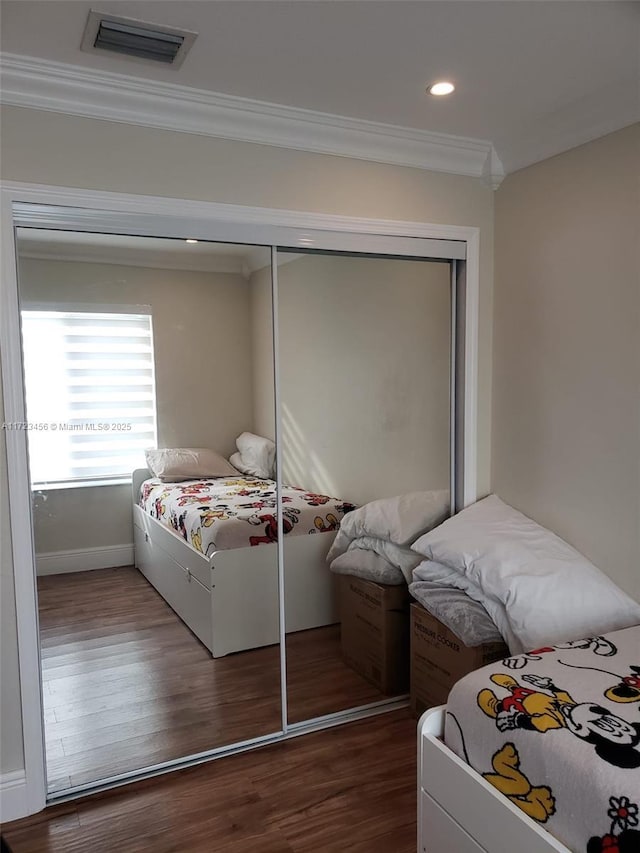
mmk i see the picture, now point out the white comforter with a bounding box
[327,490,450,584]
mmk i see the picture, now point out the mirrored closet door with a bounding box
[275,249,452,724]
[14,228,283,793]
[5,199,468,803]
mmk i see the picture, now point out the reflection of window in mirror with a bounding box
[21,307,157,488]
[15,231,283,795]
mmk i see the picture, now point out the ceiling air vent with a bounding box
[81,10,197,69]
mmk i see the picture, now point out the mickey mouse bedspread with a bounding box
[443,625,640,852]
[139,477,355,556]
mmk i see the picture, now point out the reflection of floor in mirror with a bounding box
[4,709,417,853]
[38,566,388,794]
[286,626,389,724]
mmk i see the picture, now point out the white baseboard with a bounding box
[0,768,29,823]
[36,543,134,575]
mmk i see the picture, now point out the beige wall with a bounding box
[249,265,276,442]
[31,485,133,557]
[275,254,451,505]
[492,124,640,599]
[0,104,494,782]
[18,257,253,556]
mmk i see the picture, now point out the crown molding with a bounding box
[18,243,280,279]
[0,54,504,188]
[482,145,506,191]
[17,245,245,275]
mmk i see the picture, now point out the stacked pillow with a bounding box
[411,494,640,654]
[229,432,276,480]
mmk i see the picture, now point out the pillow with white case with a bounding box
[145,448,239,482]
[230,432,276,479]
[412,494,640,652]
[229,451,270,480]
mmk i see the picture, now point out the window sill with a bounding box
[31,477,133,492]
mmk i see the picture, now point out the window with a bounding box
[21,308,157,487]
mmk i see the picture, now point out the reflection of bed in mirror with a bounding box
[132,468,354,657]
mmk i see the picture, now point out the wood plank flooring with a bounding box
[286,626,391,723]
[2,710,417,853]
[38,567,387,792]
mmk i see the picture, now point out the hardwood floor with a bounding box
[2,710,417,853]
[38,567,388,792]
[286,626,391,723]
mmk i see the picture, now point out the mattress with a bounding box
[443,625,640,852]
[139,476,355,556]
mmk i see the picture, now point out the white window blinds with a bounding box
[21,309,157,486]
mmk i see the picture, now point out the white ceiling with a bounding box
[1,1,638,174]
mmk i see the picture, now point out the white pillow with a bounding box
[412,494,640,652]
[145,448,239,482]
[229,451,271,480]
[234,432,275,479]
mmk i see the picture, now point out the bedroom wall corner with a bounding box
[492,123,640,600]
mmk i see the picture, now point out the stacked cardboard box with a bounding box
[338,575,410,695]
[410,601,508,717]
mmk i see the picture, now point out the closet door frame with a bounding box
[0,180,479,820]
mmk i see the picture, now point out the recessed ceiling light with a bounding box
[428,81,455,96]
[185,239,198,244]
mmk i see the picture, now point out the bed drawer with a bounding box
[419,730,568,853]
[419,789,487,853]
[133,506,211,589]
[134,523,212,651]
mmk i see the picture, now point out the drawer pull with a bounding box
[145,532,150,543]
[186,568,192,582]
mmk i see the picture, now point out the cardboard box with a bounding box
[338,575,410,695]
[410,602,508,718]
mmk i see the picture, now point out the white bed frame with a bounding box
[418,706,571,853]
[132,469,338,657]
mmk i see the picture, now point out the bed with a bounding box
[418,625,640,853]
[132,469,355,657]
